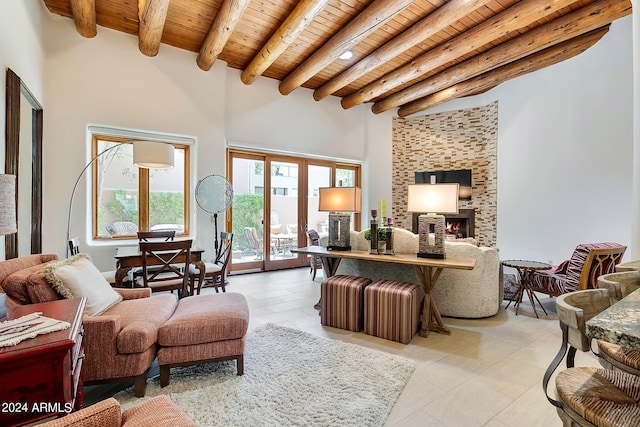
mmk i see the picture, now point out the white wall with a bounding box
[632,0,640,259]
[0,1,46,260]
[42,13,228,269]
[407,16,634,265]
[40,12,386,270]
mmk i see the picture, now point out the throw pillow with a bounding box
[26,272,63,304]
[1,261,58,305]
[44,254,122,316]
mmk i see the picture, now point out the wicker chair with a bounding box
[530,243,626,296]
[243,227,263,260]
[543,289,640,426]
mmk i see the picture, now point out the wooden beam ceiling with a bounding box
[42,0,632,117]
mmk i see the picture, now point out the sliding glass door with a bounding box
[228,149,360,273]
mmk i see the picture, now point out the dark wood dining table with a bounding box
[113,245,205,289]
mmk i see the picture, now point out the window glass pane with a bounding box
[336,169,354,187]
[308,165,331,235]
[232,157,265,263]
[97,141,139,237]
[149,147,185,234]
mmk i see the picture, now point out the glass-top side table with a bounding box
[502,259,551,318]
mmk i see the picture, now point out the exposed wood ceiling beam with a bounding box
[241,0,329,85]
[340,0,585,110]
[398,27,610,117]
[278,0,415,96]
[197,0,251,71]
[373,0,631,114]
[138,0,170,57]
[312,0,494,101]
[69,0,96,38]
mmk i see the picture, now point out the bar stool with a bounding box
[543,289,640,426]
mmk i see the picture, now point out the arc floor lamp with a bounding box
[65,141,175,256]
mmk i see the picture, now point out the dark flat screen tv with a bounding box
[415,169,472,199]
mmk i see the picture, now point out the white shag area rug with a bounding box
[115,323,415,426]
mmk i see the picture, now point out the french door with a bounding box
[228,149,360,273]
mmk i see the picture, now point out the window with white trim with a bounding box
[90,133,190,239]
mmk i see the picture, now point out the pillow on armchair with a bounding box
[44,254,122,316]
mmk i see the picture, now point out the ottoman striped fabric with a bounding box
[364,280,424,344]
[321,275,372,332]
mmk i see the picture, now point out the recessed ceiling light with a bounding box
[339,50,353,60]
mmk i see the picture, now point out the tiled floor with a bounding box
[87,267,602,426]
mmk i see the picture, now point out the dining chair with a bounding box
[305,229,322,281]
[189,232,233,295]
[133,230,178,280]
[137,239,193,298]
[543,289,640,426]
[67,237,125,286]
[137,230,176,242]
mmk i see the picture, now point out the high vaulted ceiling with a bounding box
[42,0,631,117]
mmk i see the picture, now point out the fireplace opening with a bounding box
[412,208,475,239]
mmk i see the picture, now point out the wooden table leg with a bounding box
[315,257,342,310]
[114,267,131,288]
[415,265,451,337]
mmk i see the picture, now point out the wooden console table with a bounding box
[0,298,86,426]
[291,246,475,337]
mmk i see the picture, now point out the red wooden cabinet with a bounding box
[0,298,86,426]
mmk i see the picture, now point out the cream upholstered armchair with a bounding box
[530,242,626,296]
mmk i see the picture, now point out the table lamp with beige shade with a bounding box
[318,186,361,251]
[407,181,459,259]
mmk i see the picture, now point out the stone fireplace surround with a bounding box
[391,101,498,247]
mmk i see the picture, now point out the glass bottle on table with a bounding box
[370,210,379,255]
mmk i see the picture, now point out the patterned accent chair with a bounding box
[530,242,626,296]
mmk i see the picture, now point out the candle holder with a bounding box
[369,210,379,255]
[384,217,395,255]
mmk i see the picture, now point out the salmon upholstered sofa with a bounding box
[0,254,178,397]
[332,228,502,318]
[38,395,196,427]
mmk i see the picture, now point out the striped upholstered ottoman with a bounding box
[364,280,425,344]
[321,275,372,331]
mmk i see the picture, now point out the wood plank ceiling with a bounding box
[42,0,632,117]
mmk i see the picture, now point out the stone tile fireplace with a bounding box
[391,101,498,247]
